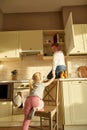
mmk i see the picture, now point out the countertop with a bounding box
[59,78,87,81]
[0,80,29,83]
[0,78,87,83]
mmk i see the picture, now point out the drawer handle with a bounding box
[78,81,81,83]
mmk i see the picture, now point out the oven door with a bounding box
[0,83,13,101]
[12,83,30,115]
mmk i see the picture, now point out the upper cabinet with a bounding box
[65,12,87,55]
[0,30,43,58]
[0,31,19,58]
[82,24,87,52]
[19,30,43,54]
[43,30,65,56]
[65,12,75,55]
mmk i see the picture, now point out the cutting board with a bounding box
[77,66,87,78]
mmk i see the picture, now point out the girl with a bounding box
[47,43,67,79]
[22,72,55,130]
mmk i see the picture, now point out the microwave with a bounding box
[0,82,13,101]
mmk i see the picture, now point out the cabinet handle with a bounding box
[29,48,32,50]
[78,81,82,83]
[77,51,80,53]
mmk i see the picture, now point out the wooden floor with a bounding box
[0,127,62,130]
[0,127,36,130]
[0,127,21,130]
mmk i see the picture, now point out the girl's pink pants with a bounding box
[22,96,44,130]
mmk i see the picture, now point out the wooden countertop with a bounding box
[59,78,87,81]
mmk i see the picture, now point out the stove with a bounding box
[12,82,30,115]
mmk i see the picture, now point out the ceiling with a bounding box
[0,0,87,14]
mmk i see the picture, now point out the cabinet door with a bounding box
[62,81,72,124]
[82,24,87,52]
[63,81,87,125]
[0,101,12,117]
[0,31,19,58]
[65,13,86,55]
[70,24,84,54]
[69,81,87,124]
[19,30,43,51]
[65,12,75,55]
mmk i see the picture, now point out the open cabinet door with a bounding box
[82,24,87,52]
[64,12,75,55]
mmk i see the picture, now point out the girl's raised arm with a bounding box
[44,75,56,87]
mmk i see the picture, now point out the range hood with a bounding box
[19,50,43,56]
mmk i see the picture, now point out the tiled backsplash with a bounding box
[67,56,87,78]
[0,56,52,80]
[0,56,87,80]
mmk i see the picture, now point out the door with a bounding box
[0,101,12,117]
[82,24,87,52]
[0,31,19,58]
[63,81,87,125]
[19,30,43,51]
[64,12,75,55]
[70,24,84,54]
[69,81,87,124]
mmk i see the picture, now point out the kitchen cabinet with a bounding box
[0,31,19,58]
[70,24,84,54]
[43,30,65,56]
[19,30,43,54]
[65,12,87,55]
[0,30,65,58]
[60,80,87,130]
[0,101,12,117]
[82,24,87,52]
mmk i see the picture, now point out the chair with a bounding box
[30,80,59,130]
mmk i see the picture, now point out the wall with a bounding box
[2,5,87,31]
[0,56,52,80]
[66,56,87,78]
[0,9,3,30]
[62,5,87,27]
[3,11,64,31]
[0,56,87,80]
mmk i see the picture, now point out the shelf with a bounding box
[43,30,65,56]
[43,56,53,59]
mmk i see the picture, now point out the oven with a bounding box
[0,82,13,101]
[12,82,30,115]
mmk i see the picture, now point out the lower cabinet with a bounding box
[60,80,87,130]
[0,101,12,117]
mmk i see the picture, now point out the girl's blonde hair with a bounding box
[29,72,41,90]
[32,72,41,82]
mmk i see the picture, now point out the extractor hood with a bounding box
[19,50,43,56]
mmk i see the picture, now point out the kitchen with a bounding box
[0,1,87,130]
